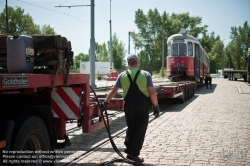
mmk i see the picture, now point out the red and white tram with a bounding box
[166,28,210,83]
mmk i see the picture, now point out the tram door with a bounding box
[194,43,200,76]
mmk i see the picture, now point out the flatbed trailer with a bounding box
[223,69,248,82]
[96,80,197,108]
[154,81,196,103]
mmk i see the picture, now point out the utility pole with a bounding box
[5,0,8,34]
[128,31,130,54]
[162,35,164,77]
[109,0,112,72]
[90,0,96,87]
[248,48,250,83]
[222,42,224,72]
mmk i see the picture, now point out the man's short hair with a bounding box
[127,54,139,62]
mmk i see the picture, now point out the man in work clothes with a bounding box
[205,72,212,89]
[103,54,160,164]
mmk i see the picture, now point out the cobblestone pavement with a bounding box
[56,78,250,166]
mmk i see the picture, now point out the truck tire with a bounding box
[186,88,189,100]
[189,87,193,99]
[192,87,195,97]
[179,89,186,103]
[10,115,53,165]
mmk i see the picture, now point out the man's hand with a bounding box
[153,104,160,118]
[102,100,109,107]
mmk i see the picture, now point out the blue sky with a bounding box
[1,0,250,56]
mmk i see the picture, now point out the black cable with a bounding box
[90,85,145,166]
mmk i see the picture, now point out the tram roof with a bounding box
[167,33,200,43]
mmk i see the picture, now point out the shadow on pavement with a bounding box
[195,84,217,94]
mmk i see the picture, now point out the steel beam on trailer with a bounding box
[174,92,183,98]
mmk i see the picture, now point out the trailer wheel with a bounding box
[179,89,186,103]
[185,88,189,100]
[192,86,195,97]
[11,116,53,165]
[189,87,193,99]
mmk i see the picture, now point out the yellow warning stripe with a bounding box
[236,86,250,94]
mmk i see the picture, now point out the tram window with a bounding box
[195,44,200,57]
[172,43,186,56]
[187,42,193,56]
[199,49,202,59]
[167,42,171,56]
[201,51,204,61]
[174,39,184,43]
[179,43,187,56]
[172,43,178,56]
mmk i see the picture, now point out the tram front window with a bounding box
[172,43,187,56]
[187,42,193,56]
[167,42,172,56]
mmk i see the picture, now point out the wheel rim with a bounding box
[23,135,43,166]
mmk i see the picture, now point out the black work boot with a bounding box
[124,149,129,154]
[126,154,144,163]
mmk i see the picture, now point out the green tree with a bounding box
[170,12,208,38]
[225,21,250,70]
[109,33,126,70]
[73,53,90,69]
[40,24,56,35]
[96,34,126,71]
[225,46,234,69]
[0,6,55,35]
[200,31,220,53]
[208,40,224,73]
[96,42,109,62]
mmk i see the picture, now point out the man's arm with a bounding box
[147,86,158,107]
[148,86,160,118]
[104,86,119,102]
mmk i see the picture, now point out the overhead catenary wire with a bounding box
[99,0,109,22]
[16,0,109,31]
[59,0,69,6]
[17,0,130,41]
[54,5,91,8]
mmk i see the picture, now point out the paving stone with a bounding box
[56,78,250,165]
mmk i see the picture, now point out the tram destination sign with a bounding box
[2,76,29,87]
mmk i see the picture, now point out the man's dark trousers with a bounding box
[205,77,212,88]
[124,97,149,156]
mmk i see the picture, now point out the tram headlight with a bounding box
[181,63,185,67]
[177,63,180,67]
